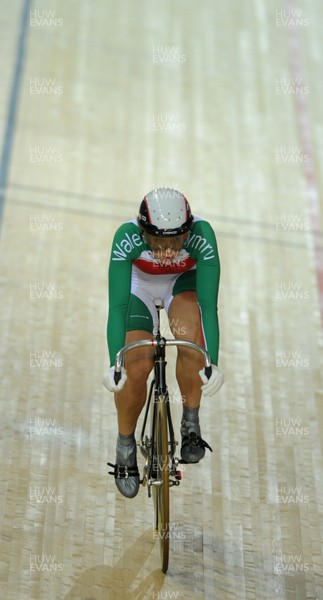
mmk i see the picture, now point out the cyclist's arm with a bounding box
[107,260,131,367]
[188,221,220,365]
[107,222,143,366]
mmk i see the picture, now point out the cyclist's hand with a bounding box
[199,364,224,396]
[103,366,127,393]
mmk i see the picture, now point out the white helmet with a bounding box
[138,188,193,237]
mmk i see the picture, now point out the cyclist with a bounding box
[103,188,224,498]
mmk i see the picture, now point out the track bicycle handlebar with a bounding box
[113,339,212,384]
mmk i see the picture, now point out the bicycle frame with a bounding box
[139,310,178,494]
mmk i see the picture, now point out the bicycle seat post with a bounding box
[154,298,164,340]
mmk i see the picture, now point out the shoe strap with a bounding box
[107,462,140,479]
[181,432,213,453]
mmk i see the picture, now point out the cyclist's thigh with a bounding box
[166,270,202,344]
[168,290,203,345]
[125,293,155,373]
[126,291,156,335]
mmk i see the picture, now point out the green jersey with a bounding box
[107,217,220,366]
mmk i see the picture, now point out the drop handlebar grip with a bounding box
[114,371,121,385]
[204,365,212,380]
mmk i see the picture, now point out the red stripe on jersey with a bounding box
[134,256,196,275]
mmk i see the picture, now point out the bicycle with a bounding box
[111,298,212,573]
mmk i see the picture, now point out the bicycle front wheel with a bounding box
[152,396,170,573]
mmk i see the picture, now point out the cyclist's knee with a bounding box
[176,345,204,370]
[126,358,153,387]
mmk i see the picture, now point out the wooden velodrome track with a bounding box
[0,1,323,599]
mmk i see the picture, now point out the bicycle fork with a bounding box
[139,383,182,496]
